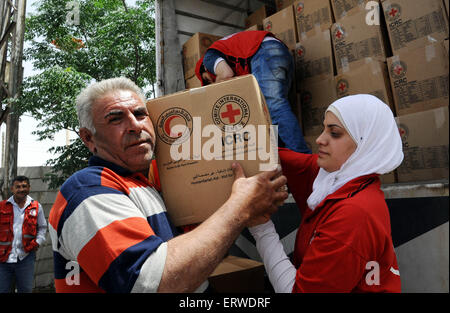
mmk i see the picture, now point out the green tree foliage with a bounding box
[14,0,156,189]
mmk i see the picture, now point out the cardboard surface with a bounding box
[330,0,374,22]
[209,256,265,293]
[445,0,450,18]
[294,0,334,36]
[185,75,201,89]
[245,5,273,29]
[335,59,395,113]
[263,5,298,50]
[304,135,319,154]
[182,32,222,80]
[146,75,277,226]
[299,77,338,136]
[295,29,334,85]
[386,41,449,116]
[246,24,261,31]
[396,107,449,182]
[276,0,296,11]
[331,9,390,74]
[382,0,449,55]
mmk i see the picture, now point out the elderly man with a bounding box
[49,77,287,293]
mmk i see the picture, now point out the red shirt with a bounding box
[195,30,275,81]
[209,30,273,60]
[279,148,401,293]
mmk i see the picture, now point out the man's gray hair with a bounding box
[76,77,146,133]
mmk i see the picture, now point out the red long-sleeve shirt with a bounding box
[279,148,401,293]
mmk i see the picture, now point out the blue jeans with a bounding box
[204,41,311,153]
[0,251,36,293]
[251,41,310,153]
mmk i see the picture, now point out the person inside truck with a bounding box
[47,77,288,293]
[194,30,311,155]
[249,94,404,292]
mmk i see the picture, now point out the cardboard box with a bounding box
[304,135,319,154]
[330,0,374,22]
[246,24,261,31]
[276,0,296,11]
[331,9,390,74]
[263,5,298,50]
[294,0,334,36]
[445,0,450,18]
[182,32,222,80]
[380,171,397,184]
[382,0,449,55]
[386,41,449,116]
[299,77,338,136]
[245,5,274,29]
[335,60,395,113]
[146,75,277,226]
[295,29,334,85]
[209,256,265,293]
[396,107,449,183]
[185,75,201,89]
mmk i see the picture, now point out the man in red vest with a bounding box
[0,176,47,293]
[195,30,311,154]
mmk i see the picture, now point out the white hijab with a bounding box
[307,94,404,210]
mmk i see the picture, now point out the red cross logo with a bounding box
[303,94,310,102]
[338,82,347,91]
[389,8,398,17]
[394,64,403,75]
[297,4,303,14]
[221,104,241,124]
[335,29,343,39]
[297,48,304,57]
[265,23,272,31]
[399,127,406,137]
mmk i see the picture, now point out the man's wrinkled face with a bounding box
[11,180,30,202]
[81,89,156,173]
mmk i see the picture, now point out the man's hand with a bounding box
[215,60,234,83]
[229,162,288,227]
[158,163,287,292]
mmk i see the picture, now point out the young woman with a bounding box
[250,94,403,292]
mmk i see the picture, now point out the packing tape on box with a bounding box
[427,35,438,44]
[391,54,400,64]
[358,1,366,10]
[314,24,322,35]
[189,86,206,94]
[341,57,350,73]
[365,57,381,74]
[300,31,308,41]
[425,43,436,62]
[434,107,447,129]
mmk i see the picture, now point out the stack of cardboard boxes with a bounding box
[181,0,449,184]
[292,0,336,154]
[265,0,449,183]
[381,0,449,182]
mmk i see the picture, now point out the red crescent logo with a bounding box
[164,115,183,138]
